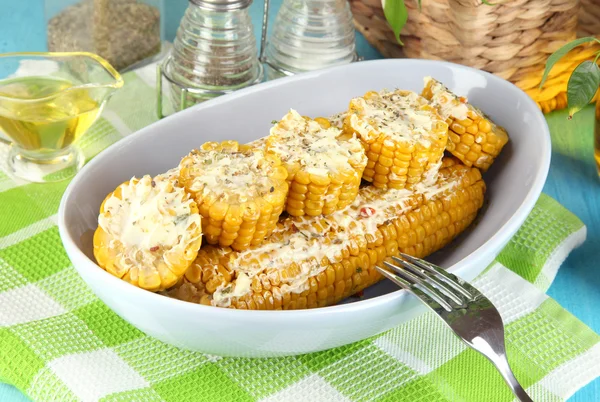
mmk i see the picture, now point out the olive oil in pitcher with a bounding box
[0,76,101,154]
[0,52,123,183]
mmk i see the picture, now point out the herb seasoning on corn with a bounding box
[325,112,347,129]
[266,110,367,217]
[93,171,203,291]
[167,159,485,309]
[422,76,509,171]
[178,140,289,251]
[344,89,449,190]
[92,75,507,311]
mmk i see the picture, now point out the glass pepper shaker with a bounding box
[260,0,358,80]
[157,0,263,117]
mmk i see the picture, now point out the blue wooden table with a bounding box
[0,1,598,400]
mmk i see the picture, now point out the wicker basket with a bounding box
[350,0,600,113]
[579,0,600,37]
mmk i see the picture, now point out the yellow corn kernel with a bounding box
[314,117,331,128]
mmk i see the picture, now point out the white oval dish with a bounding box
[58,59,551,357]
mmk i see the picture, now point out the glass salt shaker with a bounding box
[260,0,358,80]
[157,0,263,117]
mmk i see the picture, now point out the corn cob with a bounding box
[343,89,449,190]
[266,110,367,217]
[178,140,289,251]
[93,171,203,291]
[165,160,485,310]
[422,77,509,171]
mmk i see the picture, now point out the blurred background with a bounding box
[0,0,382,61]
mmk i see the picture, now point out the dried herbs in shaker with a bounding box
[45,0,164,71]
[157,0,263,117]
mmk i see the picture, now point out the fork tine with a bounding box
[396,253,473,299]
[377,265,454,312]
[389,257,464,306]
[383,260,423,286]
[396,253,448,277]
[375,266,411,290]
[382,262,454,312]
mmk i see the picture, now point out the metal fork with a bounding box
[376,253,534,402]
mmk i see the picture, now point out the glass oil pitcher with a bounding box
[0,52,123,183]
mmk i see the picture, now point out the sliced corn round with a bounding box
[178,140,288,251]
[93,171,203,291]
[344,89,449,190]
[422,76,509,171]
[266,110,367,217]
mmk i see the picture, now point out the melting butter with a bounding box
[348,89,444,146]
[268,109,366,178]
[98,173,201,271]
[210,167,465,307]
[423,76,469,121]
[328,111,347,129]
[185,147,275,203]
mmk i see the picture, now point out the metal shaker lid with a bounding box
[189,0,253,11]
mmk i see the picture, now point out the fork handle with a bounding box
[489,353,534,402]
[500,368,533,402]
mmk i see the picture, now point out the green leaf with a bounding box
[383,0,408,46]
[566,60,600,118]
[540,37,598,89]
[481,0,496,5]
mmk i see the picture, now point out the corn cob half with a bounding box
[165,159,485,310]
[178,140,289,251]
[344,89,449,190]
[266,110,367,217]
[422,77,509,171]
[93,171,203,291]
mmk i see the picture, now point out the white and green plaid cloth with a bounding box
[0,65,599,402]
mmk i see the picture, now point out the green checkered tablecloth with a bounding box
[0,64,599,402]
